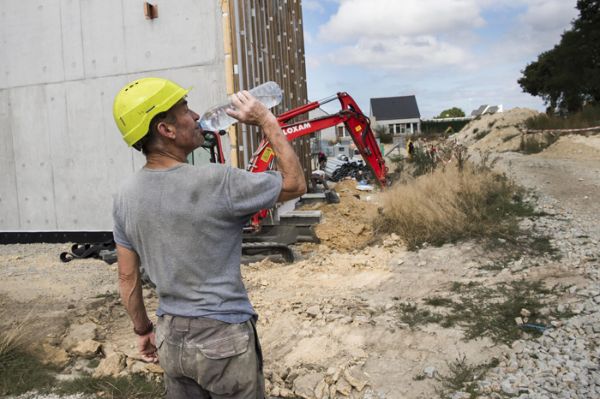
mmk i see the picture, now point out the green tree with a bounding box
[518,0,600,114]
[435,107,466,119]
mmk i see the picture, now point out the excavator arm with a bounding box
[246,92,388,187]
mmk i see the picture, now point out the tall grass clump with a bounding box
[0,314,56,396]
[375,163,531,249]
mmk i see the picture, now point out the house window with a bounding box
[336,125,345,138]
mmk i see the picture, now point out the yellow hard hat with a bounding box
[113,77,190,146]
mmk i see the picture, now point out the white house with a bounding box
[370,95,421,135]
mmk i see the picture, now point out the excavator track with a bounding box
[242,241,294,263]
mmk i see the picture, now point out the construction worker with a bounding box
[406,139,415,160]
[112,77,306,398]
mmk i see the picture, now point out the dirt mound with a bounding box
[453,108,539,152]
[537,134,600,160]
[308,180,380,250]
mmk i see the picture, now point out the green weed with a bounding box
[400,280,563,344]
[437,355,500,399]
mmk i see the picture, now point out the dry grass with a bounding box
[0,311,57,396]
[375,162,532,249]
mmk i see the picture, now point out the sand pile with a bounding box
[537,134,600,160]
[453,108,539,152]
[307,180,380,251]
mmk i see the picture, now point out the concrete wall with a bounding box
[0,0,229,231]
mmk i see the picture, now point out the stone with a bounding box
[343,367,369,391]
[336,377,353,396]
[515,317,524,326]
[501,380,516,395]
[70,339,102,359]
[520,308,531,317]
[143,363,164,374]
[279,387,296,398]
[326,367,341,384]
[315,380,329,399]
[423,366,437,379]
[293,372,324,399]
[352,315,370,324]
[39,343,70,368]
[61,322,98,350]
[306,305,321,317]
[93,352,126,377]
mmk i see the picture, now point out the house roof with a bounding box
[471,104,502,116]
[370,95,420,120]
[471,105,488,117]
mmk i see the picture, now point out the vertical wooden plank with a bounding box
[229,0,244,168]
[222,0,239,168]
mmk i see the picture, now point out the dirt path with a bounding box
[497,152,600,229]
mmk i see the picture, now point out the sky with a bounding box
[301,0,579,118]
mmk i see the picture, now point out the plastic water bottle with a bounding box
[199,81,283,131]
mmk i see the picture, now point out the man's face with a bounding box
[169,99,204,152]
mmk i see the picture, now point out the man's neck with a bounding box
[144,150,187,170]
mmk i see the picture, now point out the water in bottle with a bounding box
[199,81,283,131]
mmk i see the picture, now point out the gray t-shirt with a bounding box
[112,163,282,323]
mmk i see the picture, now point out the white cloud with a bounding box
[327,35,468,70]
[318,0,485,42]
[316,0,483,70]
[518,0,577,33]
[485,0,578,64]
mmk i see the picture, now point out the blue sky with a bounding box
[301,0,578,118]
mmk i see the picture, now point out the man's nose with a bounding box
[191,110,200,120]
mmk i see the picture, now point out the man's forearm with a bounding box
[119,269,151,332]
[261,115,306,200]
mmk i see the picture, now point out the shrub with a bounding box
[525,103,600,130]
[411,146,436,176]
[520,132,560,154]
[378,130,394,144]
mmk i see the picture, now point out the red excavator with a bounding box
[201,92,388,261]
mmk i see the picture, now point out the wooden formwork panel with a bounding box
[226,0,310,178]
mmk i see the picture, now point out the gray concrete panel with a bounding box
[9,85,58,229]
[0,0,65,88]
[59,0,85,81]
[80,0,127,78]
[48,78,130,230]
[122,1,220,72]
[0,90,20,228]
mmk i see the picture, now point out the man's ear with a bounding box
[156,120,176,140]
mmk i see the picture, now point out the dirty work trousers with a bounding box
[156,314,264,399]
